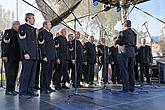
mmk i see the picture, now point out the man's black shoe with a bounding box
[130,89,135,92]
[5,92,17,96]
[40,90,50,94]
[29,92,39,97]
[13,91,18,95]
[34,85,40,90]
[78,85,83,88]
[72,85,83,88]
[55,86,62,90]
[62,85,70,89]
[19,93,29,97]
[72,85,76,88]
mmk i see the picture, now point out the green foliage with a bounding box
[66,0,121,31]
[0,5,14,31]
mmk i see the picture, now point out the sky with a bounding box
[1,0,165,36]
[115,0,165,36]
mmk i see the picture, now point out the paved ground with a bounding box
[0,84,165,110]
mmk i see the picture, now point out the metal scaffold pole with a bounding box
[16,0,18,20]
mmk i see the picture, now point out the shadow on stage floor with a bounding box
[0,84,165,110]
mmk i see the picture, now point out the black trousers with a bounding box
[40,60,54,91]
[102,63,109,84]
[71,62,82,87]
[87,63,95,84]
[68,63,72,72]
[54,61,68,87]
[82,64,88,83]
[67,62,73,83]
[19,60,37,94]
[134,63,139,81]
[118,55,135,92]
[52,64,57,85]
[111,64,120,83]
[34,60,41,87]
[140,63,150,83]
[4,61,19,92]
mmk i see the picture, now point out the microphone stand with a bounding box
[142,22,160,89]
[136,22,160,93]
[0,36,5,89]
[96,15,111,41]
[87,14,112,93]
[22,0,92,39]
[122,3,163,91]
[61,0,82,26]
[0,60,5,89]
[61,0,93,102]
[23,0,94,100]
[66,2,116,24]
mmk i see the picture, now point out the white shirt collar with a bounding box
[44,27,50,32]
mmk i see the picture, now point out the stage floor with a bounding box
[0,84,165,110]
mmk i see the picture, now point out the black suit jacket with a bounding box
[71,39,84,63]
[68,41,73,62]
[38,28,57,61]
[135,46,138,64]
[138,45,152,64]
[97,44,109,64]
[54,35,69,61]
[115,28,137,57]
[1,28,20,61]
[18,23,39,60]
[84,42,96,64]
[109,46,117,64]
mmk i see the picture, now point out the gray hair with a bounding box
[59,28,66,32]
[25,13,34,22]
[12,21,20,26]
[43,20,51,27]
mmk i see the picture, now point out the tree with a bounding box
[0,5,14,36]
[65,0,121,32]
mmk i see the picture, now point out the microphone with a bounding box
[142,21,147,26]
